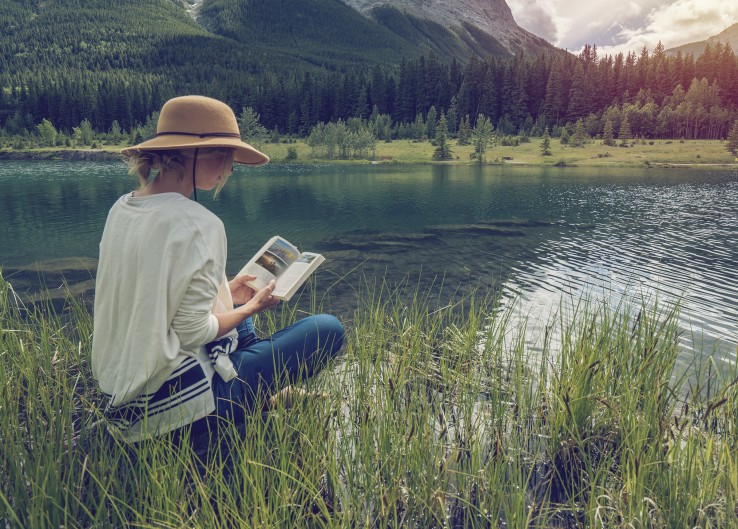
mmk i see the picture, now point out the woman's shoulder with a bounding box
[179,199,224,232]
[114,193,225,243]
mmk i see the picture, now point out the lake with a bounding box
[1,160,736,368]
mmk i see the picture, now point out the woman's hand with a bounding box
[243,280,281,314]
[215,279,280,338]
[229,274,258,305]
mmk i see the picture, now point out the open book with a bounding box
[238,236,325,301]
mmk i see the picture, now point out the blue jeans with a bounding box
[209,314,345,424]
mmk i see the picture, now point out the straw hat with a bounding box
[120,95,269,166]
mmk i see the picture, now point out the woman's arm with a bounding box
[214,279,280,338]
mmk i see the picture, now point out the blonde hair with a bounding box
[125,147,235,196]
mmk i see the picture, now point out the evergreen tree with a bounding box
[457,114,471,145]
[426,105,437,140]
[602,119,615,146]
[540,128,552,156]
[109,120,123,144]
[412,113,425,141]
[559,127,570,145]
[619,114,632,146]
[570,118,587,147]
[446,96,458,134]
[432,112,453,160]
[727,119,738,157]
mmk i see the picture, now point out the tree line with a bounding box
[2,41,737,146]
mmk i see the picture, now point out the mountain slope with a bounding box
[0,0,258,75]
[344,0,554,57]
[196,0,418,67]
[666,23,738,57]
[1,0,560,79]
[196,0,560,66]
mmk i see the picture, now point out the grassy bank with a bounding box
[3,138,737,168]
[1,276,737,528]
[268,137,738,167]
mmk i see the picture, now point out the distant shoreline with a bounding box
[0,149,122,162]
[2,138,738,168]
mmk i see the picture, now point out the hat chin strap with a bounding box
[192,148,199,202]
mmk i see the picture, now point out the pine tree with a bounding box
[457,114,471,145]
[570,118,587,147]
[446,96,458,134]
[603,119,615,146]
[540,127,552,156]
[412,113,425,141]
[619,114,632,146]
[109,120,123,144]
[432,112,453,160]
[727,119,738,158]
[426,105,437,140]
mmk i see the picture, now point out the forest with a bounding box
[1,7,737,145]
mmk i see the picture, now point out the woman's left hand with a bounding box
[229,274,257,305]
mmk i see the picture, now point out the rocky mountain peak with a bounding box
[342,0,543,54]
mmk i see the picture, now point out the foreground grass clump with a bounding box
[1,275,737,528]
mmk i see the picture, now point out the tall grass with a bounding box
[1,273,736,528]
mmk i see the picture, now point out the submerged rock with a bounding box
[2,257,98,312]
[318,232,440,251]
[427,223,527,237]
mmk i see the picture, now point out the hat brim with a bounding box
[120,135,269,166]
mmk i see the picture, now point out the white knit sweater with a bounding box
[92,192,235,441]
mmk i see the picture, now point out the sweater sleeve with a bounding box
[170,258,221,350]
[169,209,227,351]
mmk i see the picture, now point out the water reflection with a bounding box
[1,161,736,363]
[497,176,738,366]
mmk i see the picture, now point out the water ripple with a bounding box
[499,176,738,366]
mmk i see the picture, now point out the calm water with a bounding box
[1,160,736,366]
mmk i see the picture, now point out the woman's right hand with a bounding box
[244,279,281,314]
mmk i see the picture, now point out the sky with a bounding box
[506,0,738,56]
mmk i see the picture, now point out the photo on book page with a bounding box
[241,237,301,290]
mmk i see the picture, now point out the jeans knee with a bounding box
[312,314,345,354]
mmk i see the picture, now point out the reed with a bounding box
[1,273,736,528]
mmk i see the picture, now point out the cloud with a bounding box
[507,0,561,43]
[508,0,738,56]
[597,0,738,56]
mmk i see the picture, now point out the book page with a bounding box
[238,236,301,291]
[272,252,324,299]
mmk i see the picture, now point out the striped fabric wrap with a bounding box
[103,357,213,441]
[206,334,239,381]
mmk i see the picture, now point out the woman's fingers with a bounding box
[254,280,280,310]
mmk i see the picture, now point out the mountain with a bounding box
[0,0,564,135]
[0,0,560,79]
[195,0,560,67]
[342,0,554,57]
[666,23,738,57]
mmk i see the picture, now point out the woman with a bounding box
[91,95,344,442]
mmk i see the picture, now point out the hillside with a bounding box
[0,0,575,140]
[344,0,555,57]
[666,23,738,57]
[195,0,559,66]
[0,0,559,80]
[0,0,261,75]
